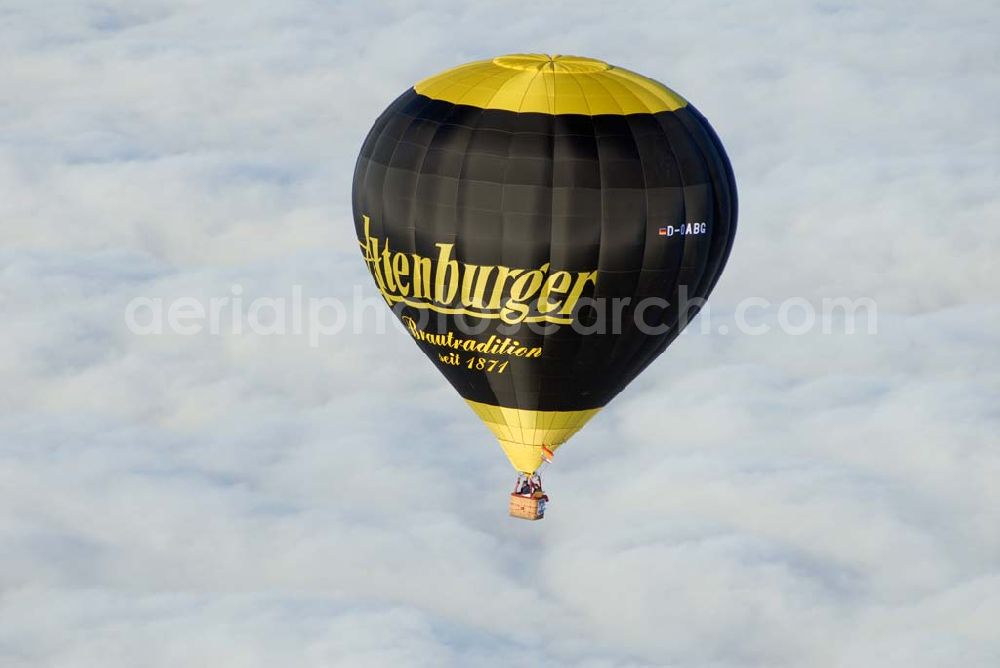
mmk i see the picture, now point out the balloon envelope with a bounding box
[353,54,737,473]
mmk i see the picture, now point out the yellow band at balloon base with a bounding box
[464,399,600,474]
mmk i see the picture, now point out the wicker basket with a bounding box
[509,493,545,521]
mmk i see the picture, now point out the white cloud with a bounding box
[1,1,998,666]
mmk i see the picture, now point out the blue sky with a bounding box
[1,1,998,666]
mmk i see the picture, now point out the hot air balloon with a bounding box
[352,54,737,519]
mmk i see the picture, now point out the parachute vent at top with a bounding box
[353,54,737,477]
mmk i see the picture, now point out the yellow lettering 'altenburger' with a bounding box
[361,216,597,325]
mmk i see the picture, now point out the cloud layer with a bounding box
[1,1,998,666]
